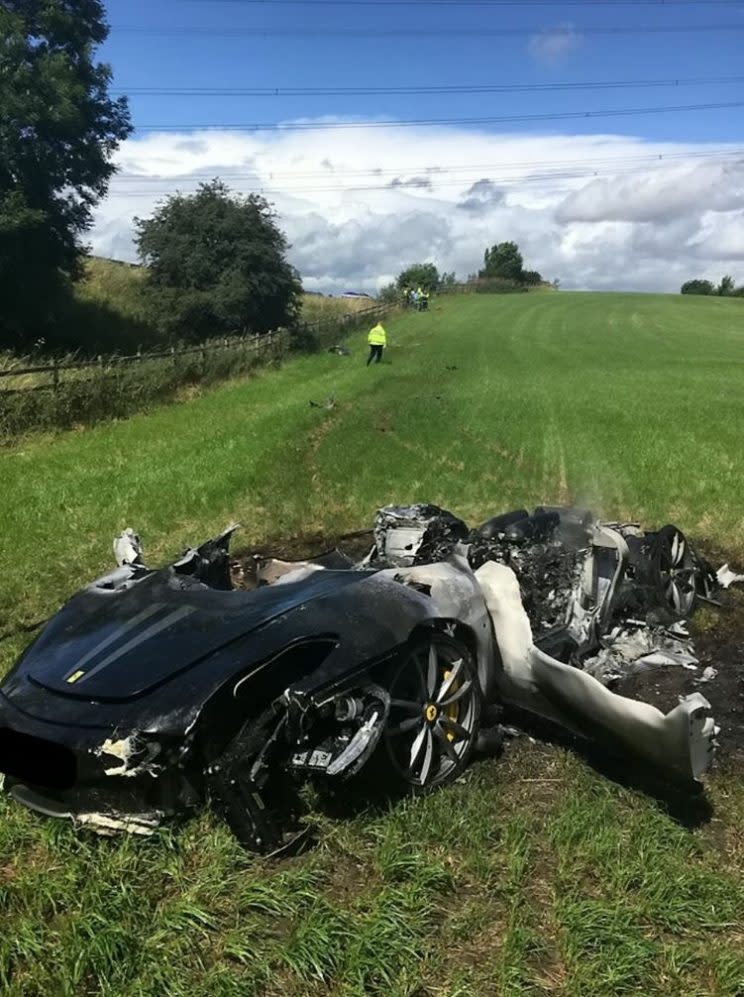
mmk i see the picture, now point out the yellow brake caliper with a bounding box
[443,668,459,741]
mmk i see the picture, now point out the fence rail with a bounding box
[0,330,284,394]
[300,302,387,331]
[0,302,393,395]
[0,302,392,437]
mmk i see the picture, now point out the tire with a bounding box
[649,525,698,620]
[383,633,481,793]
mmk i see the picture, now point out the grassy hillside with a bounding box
[75,258,151,329]
[72,259,372,350]
[1,291,744,995]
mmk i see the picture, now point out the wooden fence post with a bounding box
[52,358,59,392]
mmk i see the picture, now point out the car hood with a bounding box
[18,568,370,703]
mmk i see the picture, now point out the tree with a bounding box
[0,0,132,349]
[396,263,440,292]
[135,181,302,339]
[717,274,736,296]
[479,242,524,282]
[521,270,544,286]
[378,282,399,304]
[680,279,715,296]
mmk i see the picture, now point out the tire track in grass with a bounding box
[383,426,508,494]
[459,427,540,478]
[304,405,347,495]
[542,417,571,507]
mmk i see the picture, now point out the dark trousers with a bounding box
[367,345,384,365]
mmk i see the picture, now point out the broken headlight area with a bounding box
[205,684,390,855]
[286,684,390,778]
[0,728,77,791]
[94,732,168,780]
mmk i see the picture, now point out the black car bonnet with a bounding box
[23,568,370,702]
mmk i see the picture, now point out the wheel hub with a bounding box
[424,704,439,723]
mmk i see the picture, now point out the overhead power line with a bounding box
[186,0,744,6]
[108,154,744,197]
[113,74,744,97]
[112,22,744,37]
[130,100,744,132]
[115,148,743,183]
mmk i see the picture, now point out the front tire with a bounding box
[383,633,481,793]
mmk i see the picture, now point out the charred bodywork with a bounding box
[0,507,727,852]
[0,526,493,852]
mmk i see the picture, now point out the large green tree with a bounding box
[479,241,525,282]
[135,181,302,339]
[0,0,132,348]
[396,262,441,292]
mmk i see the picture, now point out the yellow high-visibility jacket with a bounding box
[368,323,387,346]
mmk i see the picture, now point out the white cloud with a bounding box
[556,159,744,224]
[91,123,744,293]
[528,24,582,65]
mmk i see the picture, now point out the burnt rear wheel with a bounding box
[650,525,698,620]
[384,633,480,792]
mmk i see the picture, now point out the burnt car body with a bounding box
[0,507,720,851]
[0,527,493,851]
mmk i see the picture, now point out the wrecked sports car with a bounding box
[0,507,724,853]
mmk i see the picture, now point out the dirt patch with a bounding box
[614,586,744,771]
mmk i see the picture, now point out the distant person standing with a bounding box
[367,321,387,365]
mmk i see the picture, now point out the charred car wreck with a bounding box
[0,506,728,853]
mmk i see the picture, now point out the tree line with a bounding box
[380,243,551,302]
[680,275,744,297]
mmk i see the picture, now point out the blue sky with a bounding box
[101,0,744,142]
[93,1,744,292]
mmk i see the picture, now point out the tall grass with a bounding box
[0,335,285,439]
[300,295,375,323]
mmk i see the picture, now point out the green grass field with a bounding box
[1,292,744,995]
